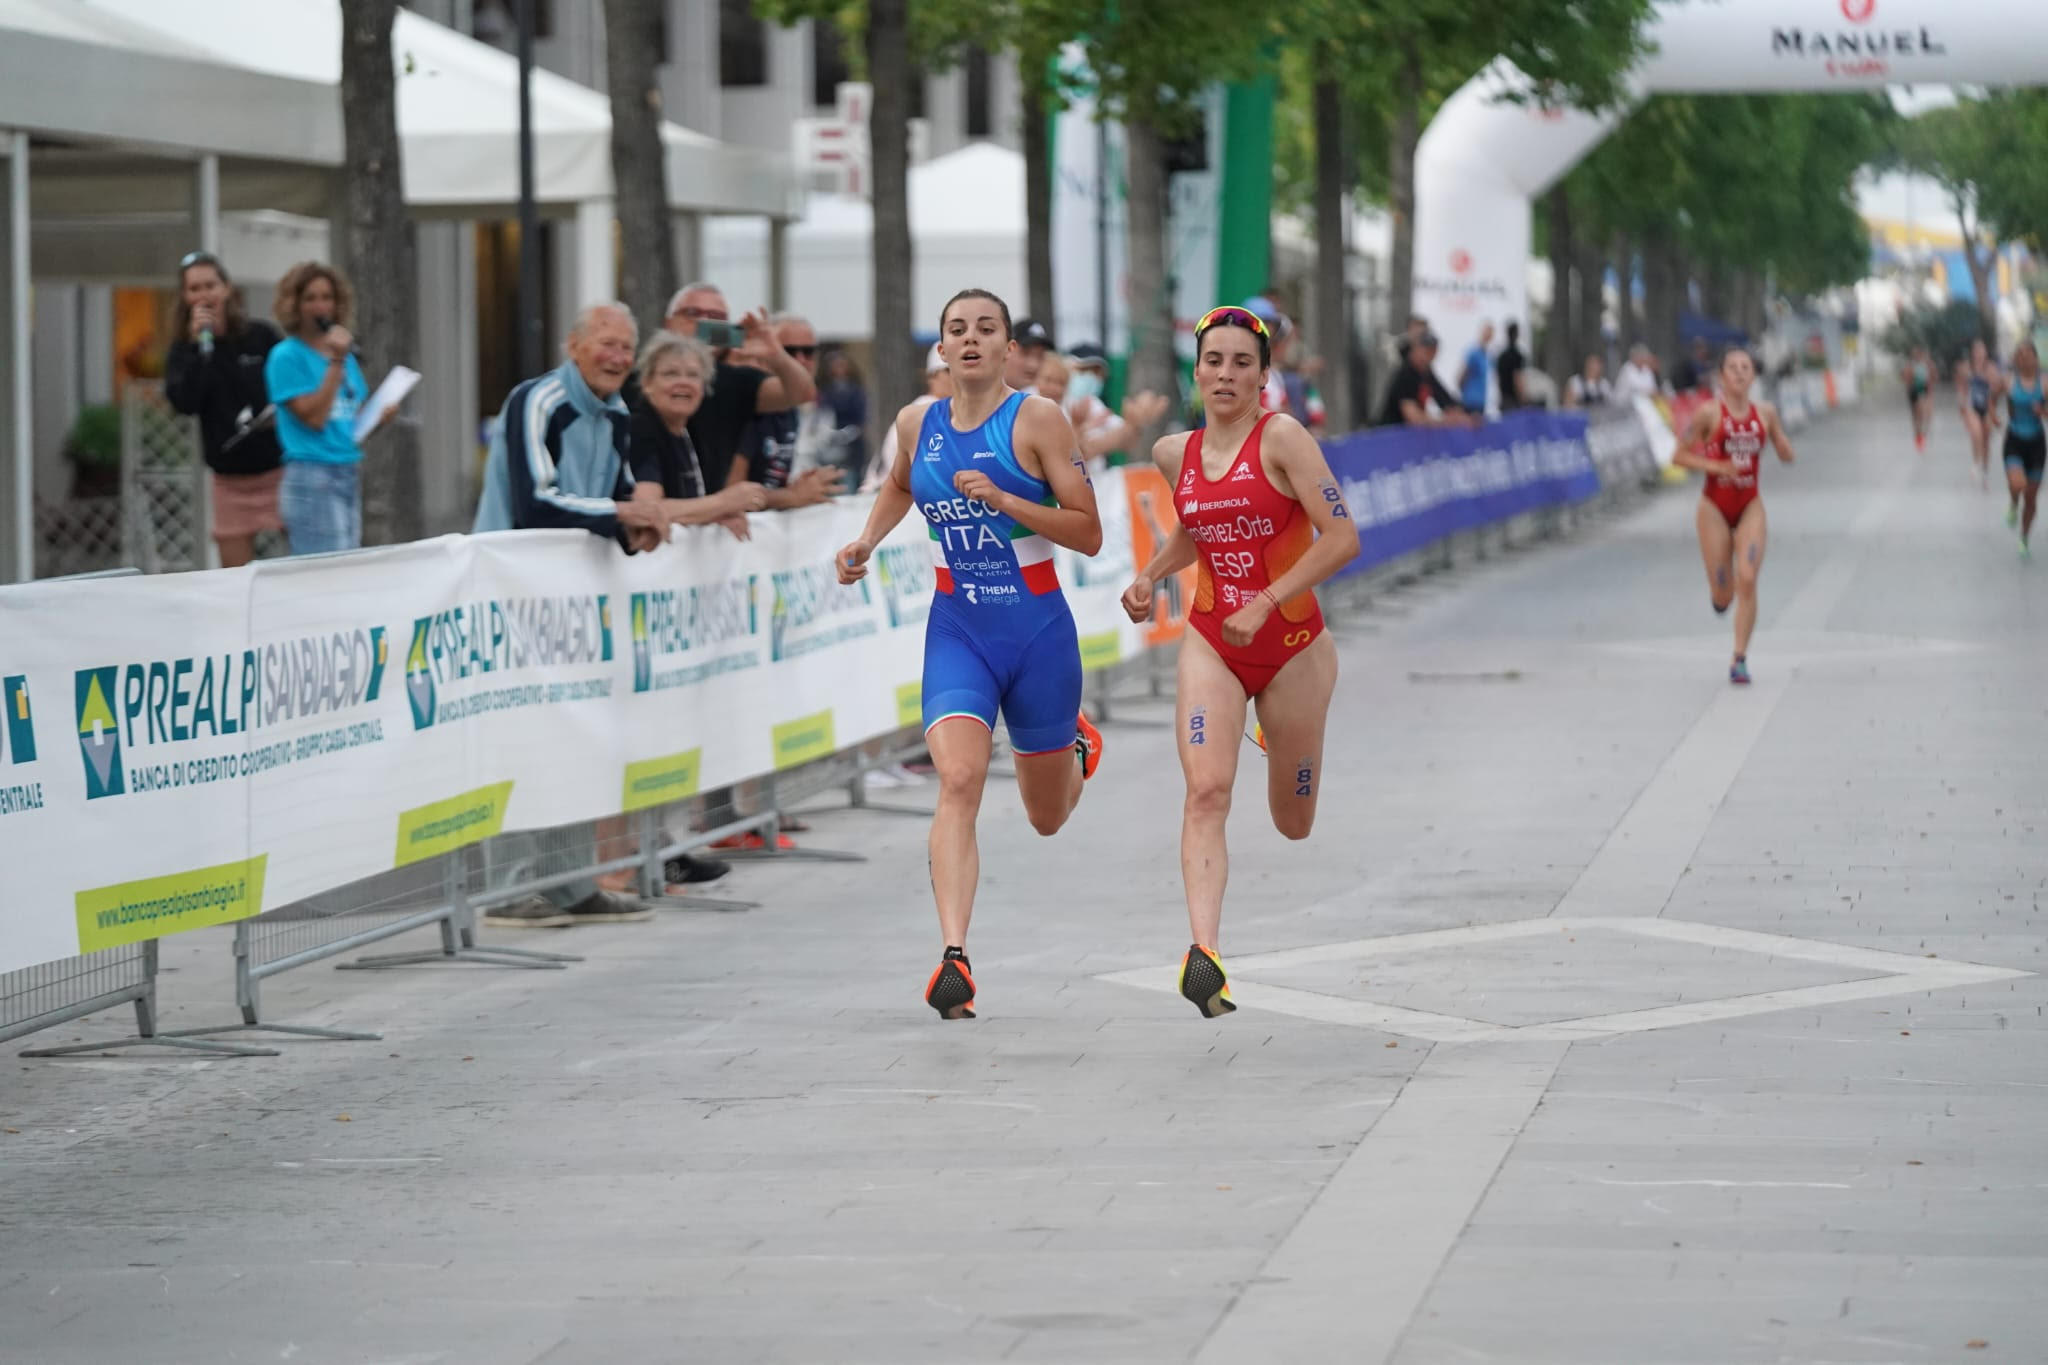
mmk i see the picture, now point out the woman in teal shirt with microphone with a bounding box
[264,261,395,553]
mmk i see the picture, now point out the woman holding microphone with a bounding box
[164,251,284,566]
[263,261,397,554]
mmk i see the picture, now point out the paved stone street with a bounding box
[2,394,2043,1365]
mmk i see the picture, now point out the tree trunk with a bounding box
[1641,231,1680,369]
[605,0,676,336]
[1543,188,1574,385]
[1959,219,1997,345]
[1123,116,1176,414]
[338,0,421,546]
[1574,239,1605,371]
[1021,68,1055,328]
[1732,267,1766,342]
[1312,67,1351,433]
[866,0,915,455]
[1387,42,1423,336]
[1612,231,1638,348]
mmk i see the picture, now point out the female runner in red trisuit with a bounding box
[1674,345,1796,686]
[1121,306,1360,1017]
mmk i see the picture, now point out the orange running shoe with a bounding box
[925,947,976,1019]
[1074,711,1104,780]
[709,831,797,852]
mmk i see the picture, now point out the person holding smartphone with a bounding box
[632,282,818,492]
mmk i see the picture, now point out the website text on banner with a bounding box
[1324,409,1602,576]
[0,475,1156,978]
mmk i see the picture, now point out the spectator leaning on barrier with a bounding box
[1617,343,1664,402]
[473,302,671,554]
[729,314,847,509]
[1565,353,1615,408]
[1496,321,1529,412]
[1378,332,1475,428]
[627,330,768,535]
[164,250,284,568]
[642,282,817,492]
[1459,321,1496,412]
[266,261,396,554]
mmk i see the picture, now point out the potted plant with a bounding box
[64,403,122,499]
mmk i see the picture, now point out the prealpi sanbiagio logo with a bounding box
[628,578,760,695]
[0,674,43,818]
[74,627,389,800]
[404,595,616,730]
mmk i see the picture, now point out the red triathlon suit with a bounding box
[1176,413,1326,697]
[1703,400,1767,527]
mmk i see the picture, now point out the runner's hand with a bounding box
[953,469,1004,508]
[1120,577,1154,624]
[1221,597,1271,648]
[837,539,873,584]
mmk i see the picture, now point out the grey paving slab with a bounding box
[2,394,2044,1365]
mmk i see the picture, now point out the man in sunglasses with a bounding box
[728,313,847,509]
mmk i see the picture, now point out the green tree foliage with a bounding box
[1885,300,1988,371]
[1892,92,2048,340]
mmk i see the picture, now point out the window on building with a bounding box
[811,19,852,109]
[964,46,992,139]
[720,0,768,87]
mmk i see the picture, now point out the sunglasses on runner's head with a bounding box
[1195,306,1271,338]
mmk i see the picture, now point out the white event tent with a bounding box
[706,143,1026,340]
[0,0,801,579]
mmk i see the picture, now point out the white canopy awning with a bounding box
[0,0,338,163]
[708,143,1025,339]
[61,0,800,219]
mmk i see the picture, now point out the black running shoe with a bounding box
[664,853,731,884]
[1179,944,1236,1018]
[925,947,976,1020]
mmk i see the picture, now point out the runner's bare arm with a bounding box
[1249,414,1360,607]
[1671,403,1735,478]
[836,403,923,584]
[953,395,1102,555]
[1762,402,1796,463]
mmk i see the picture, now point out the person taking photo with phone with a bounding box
[623,282,817,493]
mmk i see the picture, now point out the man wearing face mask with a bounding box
[1053,343,1170,472]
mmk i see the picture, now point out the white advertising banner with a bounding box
[0,483,1151,977]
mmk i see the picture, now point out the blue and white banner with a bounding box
[1325,410,1601,575]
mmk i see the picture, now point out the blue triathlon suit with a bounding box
[911,392,1082,755]
[2005,374,2046,481]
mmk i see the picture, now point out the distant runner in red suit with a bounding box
[1122,306,1360,1019]
[1673,345,1797,686]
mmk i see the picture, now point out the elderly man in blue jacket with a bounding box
[474,302,673,551]
[473,302,727,927]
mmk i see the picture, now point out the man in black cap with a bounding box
[1005,317,1054,393]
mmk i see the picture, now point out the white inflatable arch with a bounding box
[1412,0,2048,372]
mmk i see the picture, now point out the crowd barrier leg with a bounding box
[347,853,580,970]
[713,770,866,864]
[639,808,757,912]
[14,940,276,1059]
